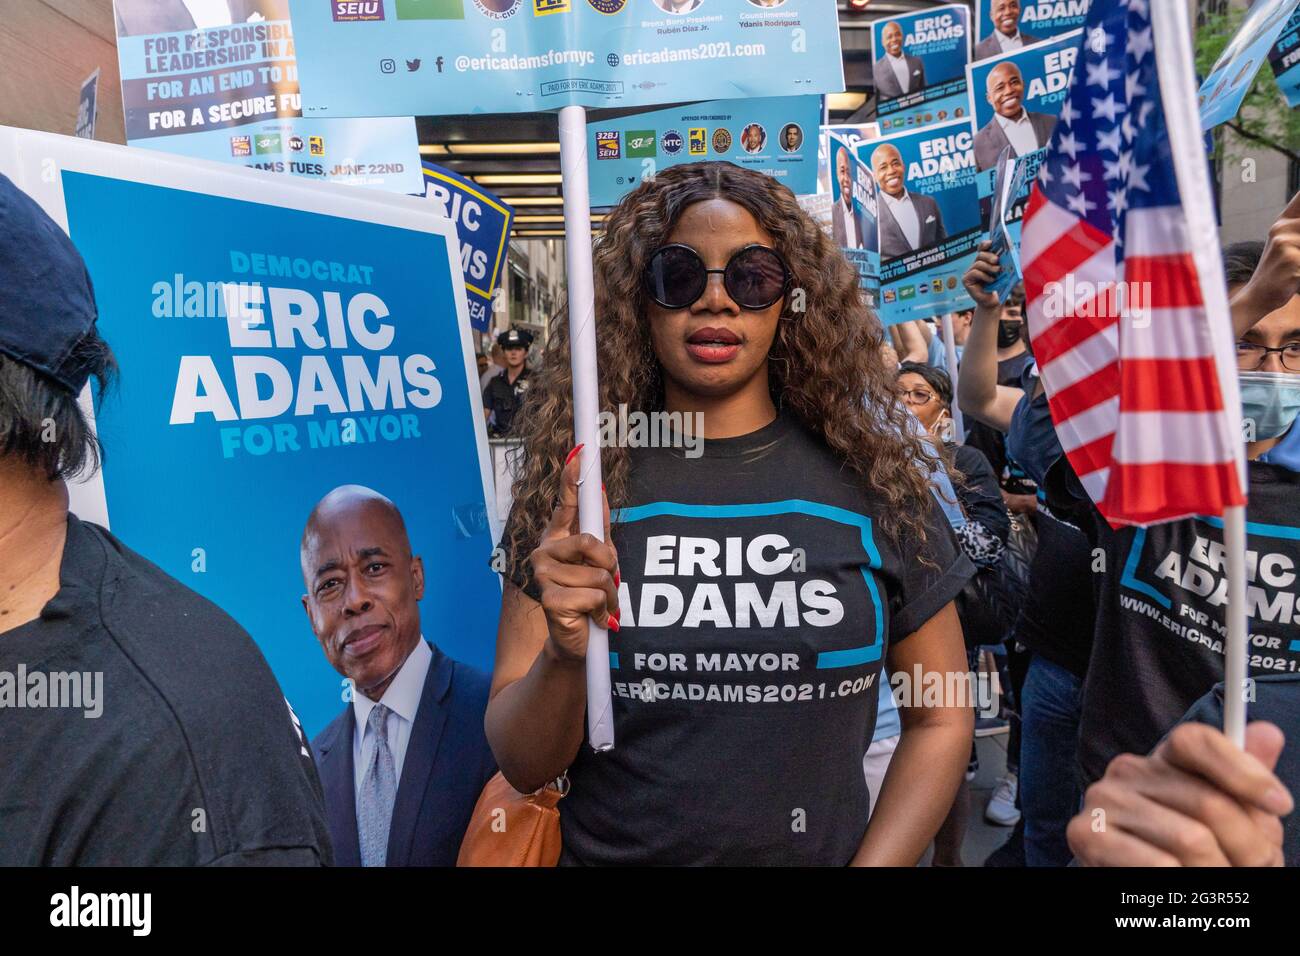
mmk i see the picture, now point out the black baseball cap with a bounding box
[0,173,100,393]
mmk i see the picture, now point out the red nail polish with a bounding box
[564,443,584,466]
[614,570,620,588]
[607,616,620,632]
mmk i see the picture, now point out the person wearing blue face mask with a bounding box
[1065,231,1300,869]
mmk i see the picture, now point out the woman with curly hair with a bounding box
[484,162,975,865]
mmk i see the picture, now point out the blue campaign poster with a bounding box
[113,0,423,193]
[860,119,980,325]
[817,122,879,194]
[869,5,971,133]
[1199,0,1300,130]
[421,162,514,331]
[1269,8,1300,107]
[287,0,845,116]
[826,132,880,307]
[966,31,1078,249]
[975,0,1088,58]
[586,95,820,206]
[52,158,498,738]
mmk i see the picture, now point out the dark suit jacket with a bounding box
[311,643,497,866]
[873,54,926,100]
[115,0,288,36]
[973,110,1057,171]
[974,30,1042,60]
[831,196,868,249]
[878,191,945,259]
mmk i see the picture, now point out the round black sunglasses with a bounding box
[643,243,791,311]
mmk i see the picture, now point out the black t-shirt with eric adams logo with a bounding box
[1080,461,1300,785]
[506,412,973,865]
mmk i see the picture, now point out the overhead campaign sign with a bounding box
[985,146,1028,303]
[859,119,979,325]
[421,162,515,331]
[113,0,422,193]
[825,131,880,310]
[1199,0,1300,130]
[965,31,1078,249]
[0,127,500,737]
[816,121,878,195]
[1268,7,1300,108]
[586,95,820,206]
[975,0,1088,58]
[869,5,971,134]
[287,0,845,117]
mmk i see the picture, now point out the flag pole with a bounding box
[1222,505,1249,747]
[939,312,963,442]
[557,104,614,752]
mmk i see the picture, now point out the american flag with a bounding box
[1020,0,1246,527]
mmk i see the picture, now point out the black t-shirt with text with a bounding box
[1080,462,1300,785]
[0,515,332,865]
[507,413,973,865]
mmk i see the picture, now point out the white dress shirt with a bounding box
[352,638,432,801]
[996,108,1042,156]
[887,53,912,94]
[882,190,922,249]
[181,0,235,28]
[996,31,1024,52]
[840,196,860,247]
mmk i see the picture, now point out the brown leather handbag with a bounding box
[456,771,567,866]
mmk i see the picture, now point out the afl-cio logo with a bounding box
[587,0,626,12]
[661,130,683,155]
[607,52,620,67]
[712,128,732,154]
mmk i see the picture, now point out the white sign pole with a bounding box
[1222,505,1249,747]
[939,312,963,442]
[557,104,614,752]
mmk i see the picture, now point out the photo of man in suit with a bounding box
[304,485,496,867]
[114,0,288,36]
[831,143,867,249]
[974,0,1040,60]
[973,62,1057,171]
[872,143,946,258]
[873,21,926,100]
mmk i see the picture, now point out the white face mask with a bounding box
[1240,370,1300,441]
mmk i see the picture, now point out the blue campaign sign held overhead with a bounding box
[287,0,845,117]
[585,95,820,206]
[869,5,971,133]
[112,0,423,193]
[1199,0,1300,130]
[1,129,500,738]
[861,119,980,325]
[422,162,514,331]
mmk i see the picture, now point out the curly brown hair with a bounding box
[501,161,939,585]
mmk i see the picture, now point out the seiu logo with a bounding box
[333,0,385,20]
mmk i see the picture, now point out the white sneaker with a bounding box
[985,772,1020,826]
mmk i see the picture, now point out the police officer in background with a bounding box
[483,327,534,437]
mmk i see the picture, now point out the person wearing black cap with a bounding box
[482,326,534,437]
[0,174,332,865]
